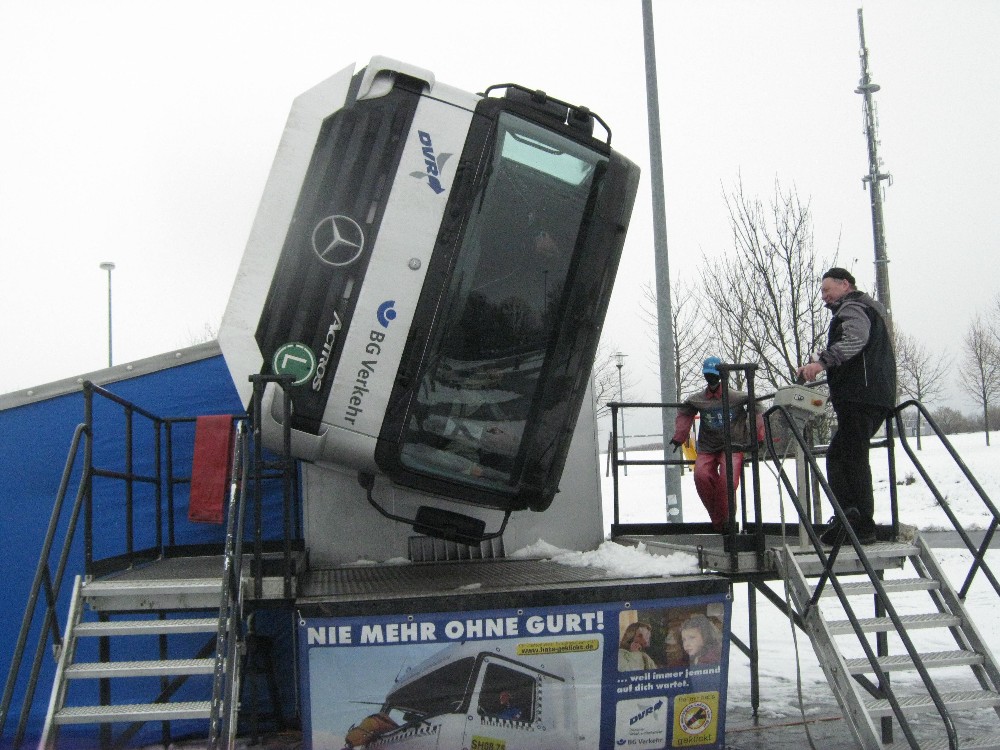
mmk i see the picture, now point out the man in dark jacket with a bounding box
[797,267,896,544]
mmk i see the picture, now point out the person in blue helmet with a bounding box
[670,357,764,532]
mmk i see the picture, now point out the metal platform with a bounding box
[613,530,910,578]
[296,557,729,616]
[86,551,304,609]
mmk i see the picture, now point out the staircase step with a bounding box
[864,689,1000,718]
[818,577,939,597]
[75,618,218,636]
[920,731,1000,750]
[82,579,224,611]
[827,611,961,635]
[53,700,212,724]
[787,541,919,558]
[65,658,215,679]
[82,579,223,597]
[791,542,919,575]
[844,649,985,674]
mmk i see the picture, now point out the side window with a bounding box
[476,663,537,723]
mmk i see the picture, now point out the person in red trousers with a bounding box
[670,357,764,533]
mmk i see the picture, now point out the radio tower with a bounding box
[855,8,893,335]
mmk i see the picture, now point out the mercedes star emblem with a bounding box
[311,214,365,266]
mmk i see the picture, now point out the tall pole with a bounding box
[856,8,894,336]
[99,262,115,367]
[614,353,628,476]
[641,0,683,521]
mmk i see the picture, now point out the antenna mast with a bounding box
[855,7,893,333]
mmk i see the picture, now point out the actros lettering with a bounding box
[418,130,445,194]
[311,314,343,392]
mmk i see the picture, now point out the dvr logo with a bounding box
[410,130,451,195]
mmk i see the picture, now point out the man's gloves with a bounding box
[669,439,683,453]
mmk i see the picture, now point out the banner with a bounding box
[299,592,730,749]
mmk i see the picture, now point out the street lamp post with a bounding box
[613,353,628,476]
[99,262,115,367]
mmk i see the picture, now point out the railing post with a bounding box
[885,414,899,541]
[282,380,294,599]
[84,383,94,573]
[250,376,265,600]
[155,419,163,554]
[125,405,135,559]
[610,403,621,527]
[166,420,176,548]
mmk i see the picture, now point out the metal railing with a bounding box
[209,420,250,749]
[764,400,956,749]
[0,424,89,749]
[607,363,767,558]
[209,374,296,749]
[1,377,301,749]
[893,399,1000,603]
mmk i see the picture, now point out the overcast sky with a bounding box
[2,1,998,411]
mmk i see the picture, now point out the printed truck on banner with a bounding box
[316,638,601,749]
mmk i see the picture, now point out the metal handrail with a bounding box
[764,402,957,750]
[0,424,90,748]
[608,365,771,552]
[3,379,301,749]
[209,419,250,749]
[893,399,1000,601]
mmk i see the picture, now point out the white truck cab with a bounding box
[220,56,639,539]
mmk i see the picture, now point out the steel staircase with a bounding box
[40,574,223,748]
[764,395,1000,749]
[2,376,301,750]
[774,534,1000,749]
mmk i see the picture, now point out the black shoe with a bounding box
[819,517,844,546]
[853,523,877,545]
[820,511,876,546]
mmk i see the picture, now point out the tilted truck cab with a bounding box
[220,56,640,536]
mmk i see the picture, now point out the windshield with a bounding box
[397,113,606,495]
[382,657,477,722]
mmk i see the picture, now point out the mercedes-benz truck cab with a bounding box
[220,56,640,532]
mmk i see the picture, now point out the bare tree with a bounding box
[930,406,975,435]
[894,329,948,448]
[699,177,833,393]
[959,315,1000,445]
[640,277,708,400]
[184,321,220,346]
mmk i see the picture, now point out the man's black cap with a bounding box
[823,267,856,285]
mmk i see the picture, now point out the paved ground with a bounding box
[725,704,855,749]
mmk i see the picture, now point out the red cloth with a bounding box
[188,415,234,524]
